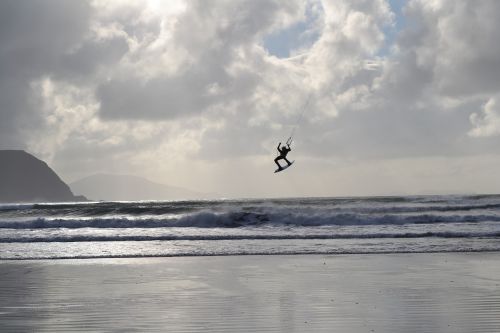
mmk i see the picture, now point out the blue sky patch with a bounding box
[379,0,408,56]
[264,0,407,59]
[263,4,321,58]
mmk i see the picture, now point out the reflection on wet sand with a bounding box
[1,253,500,332]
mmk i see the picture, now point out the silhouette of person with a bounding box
[274,142,292,170]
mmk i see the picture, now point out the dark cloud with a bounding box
[57,37,129,81]
[97,64,260,120]
[399,0,500,98]
[0,0,92,149]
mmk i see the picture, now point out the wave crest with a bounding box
[1,210,500,229]
[1,230,500,243]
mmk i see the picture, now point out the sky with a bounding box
[2,0,500,198]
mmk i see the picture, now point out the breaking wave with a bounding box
[1,230,499,243]
[2,196,500,259]
[3,196,500,216]
[2,211,500,229]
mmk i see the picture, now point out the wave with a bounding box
[3,248,500,260]
[1,230,500,243]
[0,203,35,211]
[3,198,500,218]
[358,203,500,213]
[2,211,500,229]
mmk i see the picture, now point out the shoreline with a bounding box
[1,249,500,261]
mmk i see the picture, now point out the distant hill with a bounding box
[70,174,206,201]
[0,150,86,203]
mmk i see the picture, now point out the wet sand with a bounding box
[1,253,500,332]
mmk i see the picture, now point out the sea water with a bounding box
[1,195,500,259]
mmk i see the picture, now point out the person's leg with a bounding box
[274,157,283,169]
[284,157,291,166]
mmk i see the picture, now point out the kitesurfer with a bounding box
[274,142,292,171]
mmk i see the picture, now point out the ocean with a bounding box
[1,195,500,260]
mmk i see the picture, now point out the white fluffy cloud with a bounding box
[2,0,500,196]
[95,0,306,120]
[469,97,500,137]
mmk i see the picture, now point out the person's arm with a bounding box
[277,142,281,151]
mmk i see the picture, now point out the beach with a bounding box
[1,253,500,332]
[3,0,500,331]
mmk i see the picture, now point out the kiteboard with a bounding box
[274,161,294,173]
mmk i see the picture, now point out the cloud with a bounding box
[0,0,92,149]
[95,0,306,120]
[2,0,500,196]
[469,97,500,137]
[293,0,500,159]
